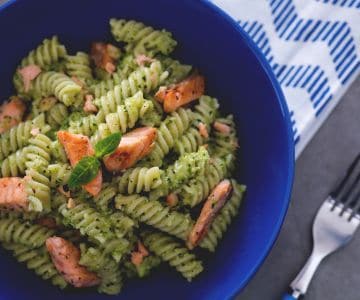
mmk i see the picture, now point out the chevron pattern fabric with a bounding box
[212,0,360,157]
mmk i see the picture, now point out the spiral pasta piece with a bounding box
[93,183,117,212]
[96,92,154,139]
[46,103,69,128]
[80,245,123,295]
[0,114,48,160]
[174,127,204,156]
[149,147,210,200]
[143,231,203,281]
[46,163,71,187]
[210,116,238,166]
[79,244,108,271]
[100,238,130,263]
[31,96,57,117]
[0,147,27,177]
[194,96,219,127]
[110,19,177,56]
[24,134,52,213]
[0,132,51,178]
[0,218,54,248]
[30,71,82,106]
[65,52,93,81]
[93,61,168,117]
[0,210,39,221]
[91,72,123,99]
[115,194,193,240]
[109,212,136,239]
[2,243,68,289]
[98,258,123,294]
[68,113,98,136]
[59,202,130,261]
[174,96,218,155]
[160,57,192,85]
[20,36,67,68]
[145,108,193,166]
[117,167,163,194]
[117,54,138,78]
[59,202,112,244]
[200,181,246,252]
[50,140,68,163]
[180,157,228,208]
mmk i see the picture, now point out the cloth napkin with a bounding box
[212,0,360,158]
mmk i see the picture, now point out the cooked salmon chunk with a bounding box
[90,42,119,74]
[155,74,205,113]
[0,177,28,211]
[83,94,98,113]
[103,127,157,172]
[18,64,42,92]
[0,97,26,133]
[46,237,101,288]
[213,121,231,134]
[187,179,233,249]
[57,131,102,196]
[131,241,149,266]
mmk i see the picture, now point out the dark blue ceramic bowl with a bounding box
[0,0,294,299]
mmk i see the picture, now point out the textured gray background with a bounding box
[237,76,360,300]
[0,0,359,298]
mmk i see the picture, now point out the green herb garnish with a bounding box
[68,132,122,188]
[95,132,122,159]
[68,156,101,188]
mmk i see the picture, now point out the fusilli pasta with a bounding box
[179,157,228,208]
[30,72,82,107]
[110,19,177,56]
[93,61,168,116]
[115,194,193,240]
[0,218,54,248]
[0,114,49,160]
[24,134,52,212]
[65,52,93,81]
[144,108,193,166]
[20,36,67,69]
[143,231,203,281]
[117,167,163,194]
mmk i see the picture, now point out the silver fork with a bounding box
[283,154,360,300]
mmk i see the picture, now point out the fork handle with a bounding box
[288,250,324,296]
[282,293,298,300]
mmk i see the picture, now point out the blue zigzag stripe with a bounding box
[269,0,360,84]
[316,0,360,9]
[238,20,333,119]
[290,111,300,144]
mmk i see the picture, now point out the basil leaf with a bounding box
[95,132,122,158]
[68,156,101,188]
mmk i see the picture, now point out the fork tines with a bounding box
[330,153,360,215]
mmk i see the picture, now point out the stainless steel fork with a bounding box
[283,154,360,300]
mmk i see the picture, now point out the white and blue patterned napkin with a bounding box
[212,0,360,157]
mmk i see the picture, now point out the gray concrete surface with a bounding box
[237,76,360,300]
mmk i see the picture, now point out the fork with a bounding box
[283,154,360,299]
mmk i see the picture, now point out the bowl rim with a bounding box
[0,0,295,298]
[199,1,295,298]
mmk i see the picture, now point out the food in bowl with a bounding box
[0,18,246,295]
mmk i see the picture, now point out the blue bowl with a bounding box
[0,0,294,299]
